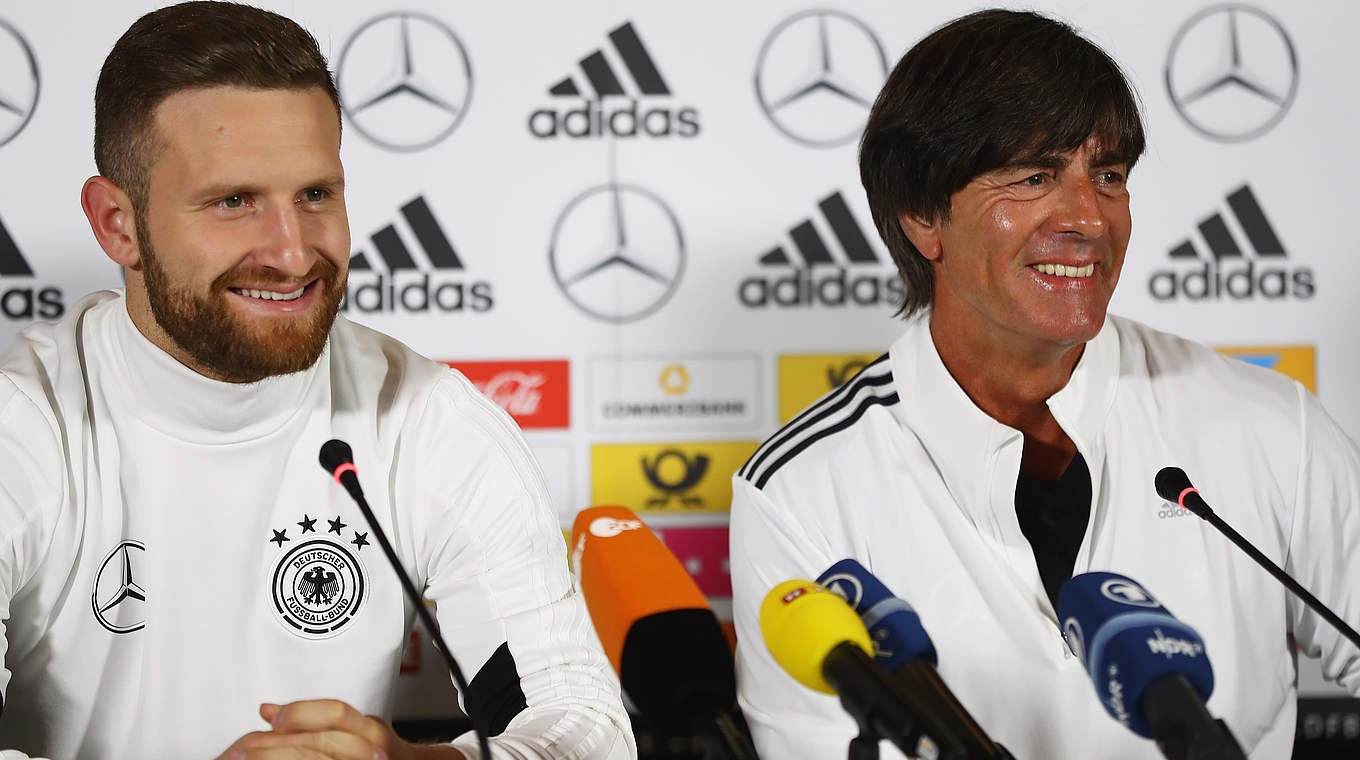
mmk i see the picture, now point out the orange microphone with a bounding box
[570,506,756,759]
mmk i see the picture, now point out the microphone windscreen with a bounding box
[319,438,354,474]
[619,607,736,732]
[570,506,710,675]
[817,558,937,669]
[1057,572,1215,738]
[1154,466,1194,504]
[759,580,873,694]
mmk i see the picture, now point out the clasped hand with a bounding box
[214,700,466,760]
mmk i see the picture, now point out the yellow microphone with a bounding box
[759,579,942,757]
[759,580,874,693]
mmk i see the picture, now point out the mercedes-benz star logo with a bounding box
[549,183,684,323]
[92,540,147,634]
[754,9,887,148]
[1165,4,1297,143]
[337,11,473,151]
[0,18,40,148]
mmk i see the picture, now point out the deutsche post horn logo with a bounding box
[269,513,369,639]
[640,449,710,507]
[826,357,870,389]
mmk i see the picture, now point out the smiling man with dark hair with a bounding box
[731,9,1358,758]
[0,3,634,759]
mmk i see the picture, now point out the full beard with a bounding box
[139,238,344,384]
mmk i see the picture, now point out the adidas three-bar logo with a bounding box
[761,191,884,268]
[549,22,669,98]
[0,215,33,277]
[1169,185,1283,262]
[1150,183,1313,301]
[350,196,462,273]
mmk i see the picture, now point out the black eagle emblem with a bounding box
[301,566,340,605]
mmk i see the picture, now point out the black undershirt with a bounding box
[1014,452,1092,611]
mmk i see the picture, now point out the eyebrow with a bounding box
[998,148,1129,175]
[190,175,346,203]
[997,153,1068,173]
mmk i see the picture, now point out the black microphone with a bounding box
[1154,467,1360,650]
[319,439,494,760]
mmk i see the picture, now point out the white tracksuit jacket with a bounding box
[731,314,1359,759]
[0,291,636,760]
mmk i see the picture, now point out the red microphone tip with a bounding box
[333,462,358,484]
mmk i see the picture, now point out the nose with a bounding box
[254,202,313,277]
[1054,176,1107,239]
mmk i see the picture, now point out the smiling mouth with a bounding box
[229,285,307,302]
[1030,263,1094,278]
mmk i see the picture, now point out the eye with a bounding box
[218,194,247,209]
[1020,173,1047,187]
[301,187,329,203]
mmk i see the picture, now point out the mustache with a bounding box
[212,257,342,292]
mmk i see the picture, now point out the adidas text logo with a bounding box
[739,191,902,309]
[342,196,493,314]
[1148,185,1314,301]
[528,21,700,140]
[0,214,65,321]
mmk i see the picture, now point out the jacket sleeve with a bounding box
[1285,385,1360,696]
[729,476,904,760]
[404,372,636,760]
[0,377,64,727]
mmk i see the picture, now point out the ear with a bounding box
[81,176,142,270]
[897,212,943,262]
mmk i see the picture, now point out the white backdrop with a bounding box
[1,0,1355,717]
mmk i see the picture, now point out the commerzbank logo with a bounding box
[337,11,473,151]
[741,190,902,309]
[0,214,65,321]
[589,355,760,432]
[754,9,887,148]
[343,195,492,314]
[0,18,40,148]
[530,21,699,139]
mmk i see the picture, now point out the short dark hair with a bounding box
[94,1,340,210]
[859,9,1145,317]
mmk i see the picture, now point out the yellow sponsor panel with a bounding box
[1215,345,1315,393]
[778,353,881,423]
[591,441,759,514]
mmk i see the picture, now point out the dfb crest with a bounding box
[268,513,369,639]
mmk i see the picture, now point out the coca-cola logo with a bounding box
[445,359,571,429]
[477,371,546,416]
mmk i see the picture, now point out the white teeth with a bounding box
[1032,263,1094,278]
[232,286,306,301]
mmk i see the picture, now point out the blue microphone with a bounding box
[1058,572,1244,760]
[817,558,936,669]
[817,559,1010,760]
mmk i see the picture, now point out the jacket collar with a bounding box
[887,313,1121,526]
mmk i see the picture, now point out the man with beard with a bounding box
[0,4,635,760]
[730,9,1358,760]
